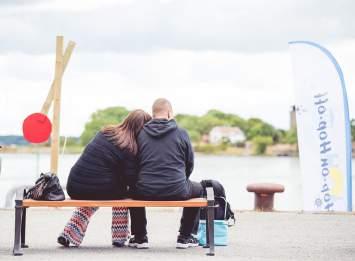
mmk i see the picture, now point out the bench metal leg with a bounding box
[205,187,215,256]
[21,207,28,248]
[206,205,215,256]
[204,213,210,246]
[13,200,23,256]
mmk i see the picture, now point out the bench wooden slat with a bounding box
[22,198,208,208]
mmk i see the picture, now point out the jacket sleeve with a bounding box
[181,129,194,178]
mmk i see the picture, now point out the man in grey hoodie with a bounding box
[129,98,203,249]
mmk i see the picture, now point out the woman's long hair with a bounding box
[101,109,152,155]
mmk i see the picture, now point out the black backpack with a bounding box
[200,179,235,225]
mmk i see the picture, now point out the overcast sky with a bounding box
[1,0,355,136]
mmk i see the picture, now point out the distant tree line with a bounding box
[79,106,298,154]
[4,106,355,155]
[0,135,29,146]
[0,136,80,147]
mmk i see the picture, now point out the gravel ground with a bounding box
[0,208,355,261]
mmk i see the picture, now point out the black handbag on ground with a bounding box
[24,172,65,201]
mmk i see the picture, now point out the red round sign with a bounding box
[23,113,52,143]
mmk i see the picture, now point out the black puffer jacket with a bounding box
[66,132,136,200]
[134,119,194,200]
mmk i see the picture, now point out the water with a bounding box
[0,153,354,210]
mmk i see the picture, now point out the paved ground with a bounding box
[0,208,355,260]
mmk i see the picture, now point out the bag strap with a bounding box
[215,196,228,220]
[215,196,236,226]
[226,202,236,226]
[200,179,213,197]
[201,180,236,226]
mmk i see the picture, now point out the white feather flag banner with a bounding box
[289,41,352,211]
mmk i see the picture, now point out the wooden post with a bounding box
[50,36,64,174]
[41,41,75,115]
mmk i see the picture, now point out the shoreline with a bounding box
[0,145,299,157]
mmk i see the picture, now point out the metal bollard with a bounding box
[246,183,285,211]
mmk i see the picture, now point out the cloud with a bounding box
[0,48,303,135]
[0,0,44,6]
[1,1,355,136]
[0,0,354,54]
[2,40,355,136]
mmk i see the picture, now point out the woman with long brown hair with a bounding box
[57,109,151,248]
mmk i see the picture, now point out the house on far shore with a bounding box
[209,126,246,145]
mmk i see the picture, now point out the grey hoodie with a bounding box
[134,119,194,200]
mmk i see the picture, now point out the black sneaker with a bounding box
[176,234,199,249]
[112,241,126,248]
[57,236,70,247]
[128,235,149,249]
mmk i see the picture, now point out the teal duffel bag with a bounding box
[197,219,229,246]
[197,180,236,246]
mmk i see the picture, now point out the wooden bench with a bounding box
[13,187,216,256]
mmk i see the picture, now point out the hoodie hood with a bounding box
[143,119,177,138]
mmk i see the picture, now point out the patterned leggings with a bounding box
[59,207,129,246]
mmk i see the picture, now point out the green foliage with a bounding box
[246,118,280,143]
[351,119,355,142]
[81,106,302,152]
[80,106,130,145]
[282,128,298,144]
[188,130,201,143]
[252,136,273,155]
[175,114,202,142]
[205,110,247,131]
[194,143,228,154]
[196,114,224,135]
[175,109,247,143]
